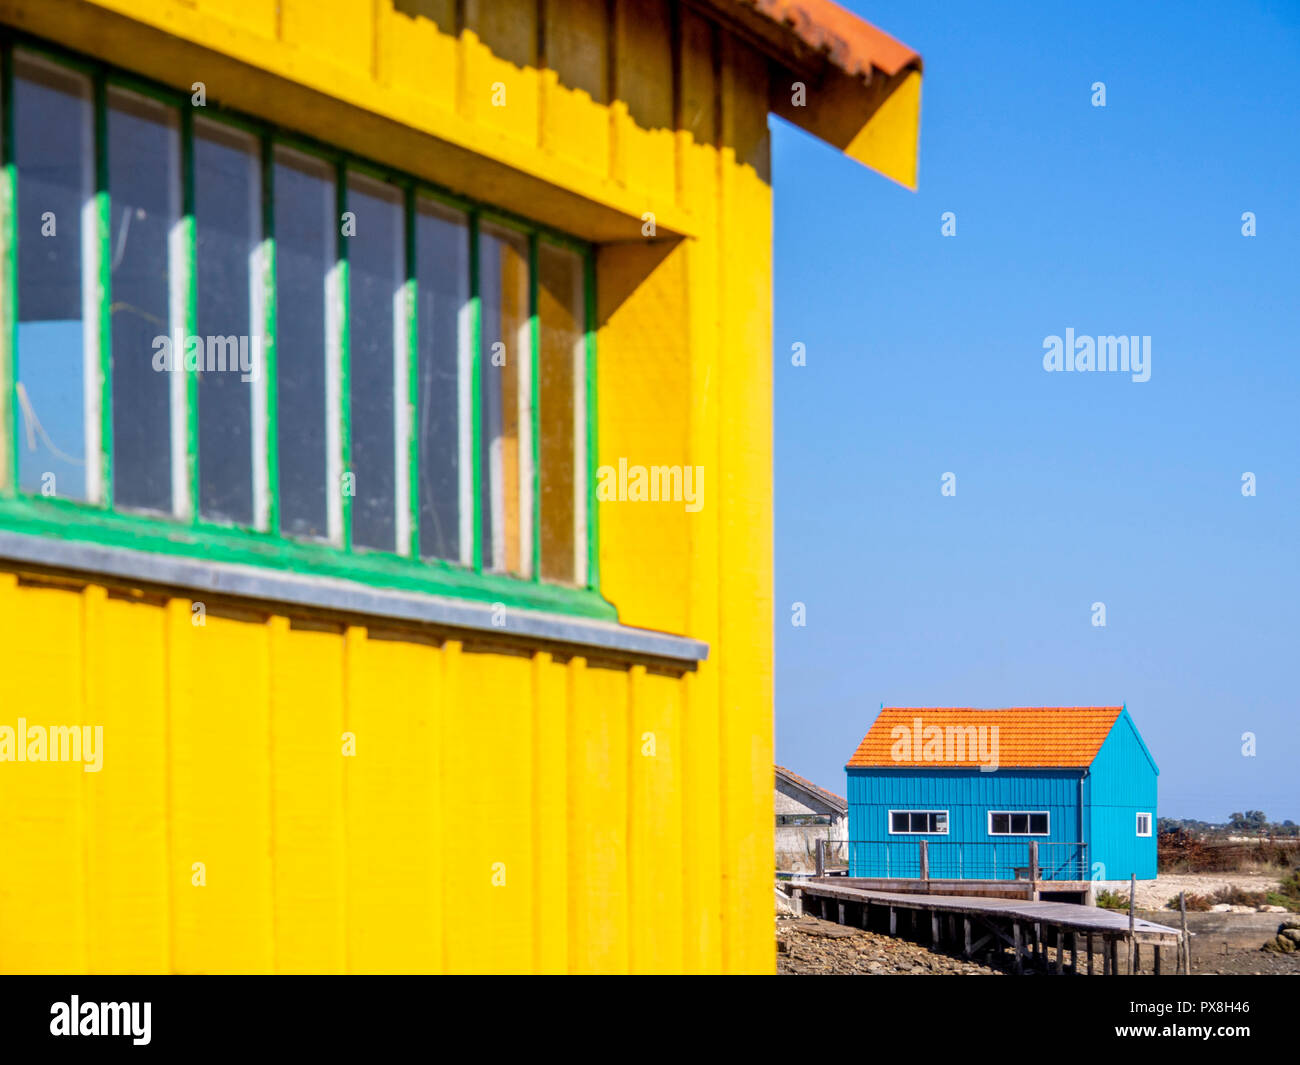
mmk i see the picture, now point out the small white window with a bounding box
[1136,812,1152,837]
[988,811,1050,836]
[888,810,948,835]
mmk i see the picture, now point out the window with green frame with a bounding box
[0,36,605,619]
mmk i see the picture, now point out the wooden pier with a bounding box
[788,878,1188,975]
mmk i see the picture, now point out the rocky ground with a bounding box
[1192,949,1300,975]
[776,915,1002,975]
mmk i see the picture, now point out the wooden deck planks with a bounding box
[802,879,1182,944]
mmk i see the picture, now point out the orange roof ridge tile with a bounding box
[847,706,1125,769]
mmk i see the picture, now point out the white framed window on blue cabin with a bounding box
[988,811,1050,836]
[888,810,948,835]
[1136,812,1152,837]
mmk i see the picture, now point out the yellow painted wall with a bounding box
[0,0,775,974]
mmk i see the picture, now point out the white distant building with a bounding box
[775,766,849,872]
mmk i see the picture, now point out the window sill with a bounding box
[0,502,708,665]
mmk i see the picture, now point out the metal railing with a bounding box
[820,840,1089,881]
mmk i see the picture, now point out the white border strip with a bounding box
[0,530,708,663]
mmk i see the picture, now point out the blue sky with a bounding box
[772,0,1300,822]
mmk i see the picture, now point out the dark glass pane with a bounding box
[891,812,908,833]
[1030,813,1048,835]
[195,120,259,526]
[274,148,332,541]
[1011,813,1029,834]
[416,199,468,564]
[346,175,401,553]
[14,56,93,501]
[108,88,178,514]
[537,241,583,584]
[478,223,530,576]
[991,814,1010,835]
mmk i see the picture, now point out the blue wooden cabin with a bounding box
[846,706,1158,881]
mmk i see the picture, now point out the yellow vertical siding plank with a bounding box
[677,6,725,975]
[268,616,346,973]
[567,657,629,972]
[280,0,375,77]
[628,665,685,973]
[192,0,278,40]
[463,0,540,148]
[443,642,535,972]
[541,0,609,176]
[532,651,568,973]
[615,0,677,203]
[593,241,692,635]
[82,586,170,973]
[168,602,274,973]
[343,626,441,972]
[716,34,776,975]
[374,0,459,105]
[0,576,88,973]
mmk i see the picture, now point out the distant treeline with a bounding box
[1159,811,1298,838]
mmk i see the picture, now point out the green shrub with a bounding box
[1211,885,1268,907]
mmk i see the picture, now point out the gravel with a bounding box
[776,915,1003,975]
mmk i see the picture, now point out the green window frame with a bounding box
[0,32,606,620]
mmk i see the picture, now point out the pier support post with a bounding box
[889,906,896,935]
[1013,922,1023,974]
[1087,932,1094,976]
[1070,932,1078,974]
[931,913,939,945]
[1180,892,1190,975]
[963,917,972,958]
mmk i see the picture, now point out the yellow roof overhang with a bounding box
[691,0,923,189]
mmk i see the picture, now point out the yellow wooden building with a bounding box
[0,0,920,973]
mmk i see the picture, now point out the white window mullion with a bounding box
[325,255,344,546]
[166,121,188,520]
[394,235,411,555]
[79,98,100,504]
[457,293,473,567]
[249,166,269,532]
[516,311,532,578]
[572,280,588,587]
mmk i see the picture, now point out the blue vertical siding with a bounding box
[1087,708,1159,879]
[847,768,1085,880]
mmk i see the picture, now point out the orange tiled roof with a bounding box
[847,707,1124,769]
[709,0,922,80]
